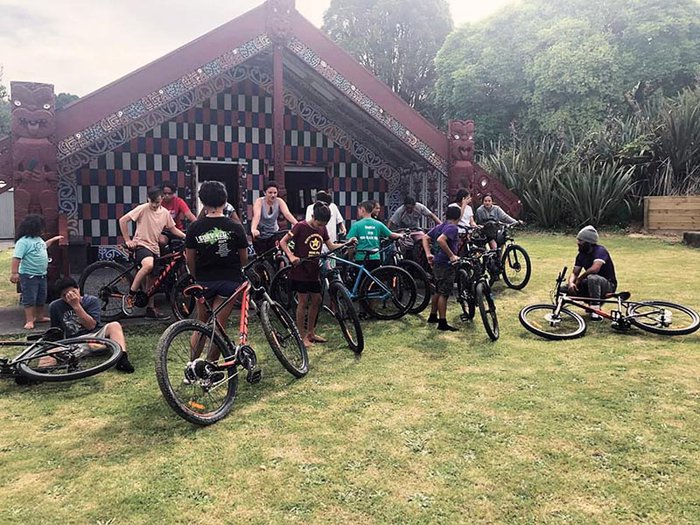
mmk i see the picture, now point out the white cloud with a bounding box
[0,0,517,96]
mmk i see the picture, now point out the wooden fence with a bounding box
[644,196,700,232]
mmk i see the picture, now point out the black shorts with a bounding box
[198,280,242,300]
[433,264,456,297]
[289,279,322,294]
[134,247,159,274]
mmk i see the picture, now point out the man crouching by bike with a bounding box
[119,186,186,319]
[566,225,617,321]
[49,277,135,372]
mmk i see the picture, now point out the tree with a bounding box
[435,0,700,142]
[0,69,9,137]
[323,0,453,122]
[56,92,79,110]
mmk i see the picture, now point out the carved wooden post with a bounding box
[10,82,64,282]
[447,120,475,199]
[266,0,295,196]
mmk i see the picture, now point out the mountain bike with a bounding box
[0,328,123,384]
[519,267,700,340]
[79,241,194,321]
[380,230,432,314]
[454,245,500,341]
[154,255,308,426]
[248,230,290,290]
[471,222,531,290]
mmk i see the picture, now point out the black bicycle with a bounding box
[455,246,500,341]
[471,222,531,290]
[380,230,432,315]
[0,328,123,384]
[519,267,700,340]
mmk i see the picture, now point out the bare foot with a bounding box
[23,322,35,330]
[308,334,327,343]
[302,338,315,348]
[37,317,51,323]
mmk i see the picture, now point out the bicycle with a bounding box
[471,221,531,290]
[380,230,432,315]
[248,230,290,290]
[154,254,308,426]
[79,240,195,322]
[0,327,123,384]
[454,245,500,341]
[519,267,700,340]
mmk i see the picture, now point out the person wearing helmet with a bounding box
[566,226,617,320]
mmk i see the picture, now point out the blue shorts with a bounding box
[20,274,47,307]
[198,280,241,300]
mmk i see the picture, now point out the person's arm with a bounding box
[305,205,313,222]
[238,248,248,267]
[437,233,459,263]
[496,206,517,225]
[278,199,298,226]
[421,235,434,266]
[185,248,197,279]
[167,226,186,239]
[45,235,64,247]
[568,266,583,291]
[578,261,604,280]
[10,257,21,283]
[429,212,441,225]
[119,209,139,248]
[279,232,299,265]
[65,292,98,331]
[250,198,262,239]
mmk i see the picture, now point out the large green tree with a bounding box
[323,0,453,121]
[435,0,700,142]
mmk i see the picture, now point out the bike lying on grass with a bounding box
[154,253,308,426]
[0,328,123,384]
[519,267,700,340]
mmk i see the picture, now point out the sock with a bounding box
[427,313,438,323]
[437,319,459,332]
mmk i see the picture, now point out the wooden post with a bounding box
[273,44,286,195]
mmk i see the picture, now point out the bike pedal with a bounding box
[246,367,263,384]
[459,313,471,322]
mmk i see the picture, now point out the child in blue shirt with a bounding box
[10,214,63,330]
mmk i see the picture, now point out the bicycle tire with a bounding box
[360,265,417,320]
[628,300,700,336]
[79,261,133,322]
[398,260,432,315]
[329,282,364,354]
[250,259,275,290]
[269,266,296,312]
[501,244,532,290]
[456,267,476,320]
[260,300,309,378]
[18,337,123,382]
[155,320,238,426]
[476,281,499,341]
[519,304,587,340]
[170,273,196,320]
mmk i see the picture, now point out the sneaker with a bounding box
[115,354,135,373]
[589,312,603,322]
[122,292,136,316]
[437,320,459,332]
[146,308,171,321]
[427,314,439,324]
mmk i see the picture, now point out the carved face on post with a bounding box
[10,83,56,139]
[266,0,295,43]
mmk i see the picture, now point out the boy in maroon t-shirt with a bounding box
[279,203,347,348]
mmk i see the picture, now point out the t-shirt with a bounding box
[305,202,344,244]
[185,217,249,282]
[288,221,329,282]
[347,217,393,261]
[13,236,49,275]
[126,202,176,255]
[427,222,459,266]
[50,295,102,337]
[575,244,617,285]
[162,196,192,230]
[389,202,432,229]
[448,202,475,229]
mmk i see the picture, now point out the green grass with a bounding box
[1,233,699,524]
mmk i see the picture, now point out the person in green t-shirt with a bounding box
[347,201,405,272]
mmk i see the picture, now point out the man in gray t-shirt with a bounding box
[388,196,441,230]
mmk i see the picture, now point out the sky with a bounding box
[0,0,515,96]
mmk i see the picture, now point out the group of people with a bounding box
[10,180,617,374]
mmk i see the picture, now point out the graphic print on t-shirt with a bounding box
[306,234,324,256]
[196,227,233,258]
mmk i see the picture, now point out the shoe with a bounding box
[115,354,135,373]
[122,292,136,316]
[427,314,439,324]
[437,320,459,332]
[146,308,171,321]
[589,312,603,322]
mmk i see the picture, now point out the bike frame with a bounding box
[101,249,186,301]
[324,253,395,302]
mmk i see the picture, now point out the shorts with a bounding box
[198,280,242,300]
[289,279,322,294]
[134,247,160,274]
[432,264,456,297]
[78,325,109,339]
[20,274,47,307]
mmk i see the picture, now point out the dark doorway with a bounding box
[285,170,326,218]
[197,163,239,214]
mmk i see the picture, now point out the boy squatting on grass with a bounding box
[279,202,352,348]
[422,206,462,332]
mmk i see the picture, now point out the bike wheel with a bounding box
[519,304,587,340]
[250,259,275,290]
[476,281,499,341]
[628,300,700,336]
[79,261,133,321]
[502,244,532,290]
[269,266,296,312]
[170,273,196,320]
[154,321,238,426]
[399,260,432,314]
[329,282,364,354]
[360,265,417,320]
[456,267,476,320]
[18,337,123,382]
[260,300,308,378]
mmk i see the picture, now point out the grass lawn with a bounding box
[0,248,20,308]
[0,232,698,524]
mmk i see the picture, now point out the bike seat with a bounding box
[183,284,206,299]
[605,291,631,301]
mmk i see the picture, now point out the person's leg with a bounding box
[19,275,38,330]
[295,292,311,345]
[35,277,49,323]
[427,294,440,323]
[104,322,135,373]
[436,294,458,331]
[434,266,458,331]
[23,306,36,330]
[306,292,326,343]
[584,275,613,320]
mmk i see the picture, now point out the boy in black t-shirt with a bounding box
[185,181,249,330]
[279,203,348,348]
